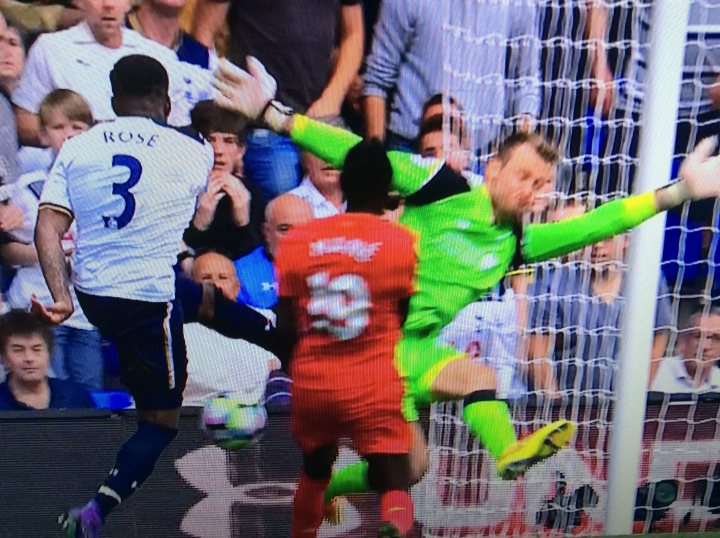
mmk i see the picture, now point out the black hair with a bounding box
[417,113,466,147]
[0,310,54,355]
[341,138,392,211]
[190,100,248,143]
[110,55,169,100]
[421,93,461,118]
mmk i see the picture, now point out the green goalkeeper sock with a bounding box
[462,396,517,460]
[323,460,370,503]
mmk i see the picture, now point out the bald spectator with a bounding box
[183,249,278,406]
[233,194,313,311]
[126,0,217,69]
[651,307,720,394]
[192,250,241,303]
[12,0,212,146]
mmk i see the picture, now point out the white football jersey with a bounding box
[439,290,527,398]
[40,116,213,302]
[5,171,93,330]
[13,22,213,127]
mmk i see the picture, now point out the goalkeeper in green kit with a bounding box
[213,57,720,507]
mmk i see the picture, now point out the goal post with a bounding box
[419,1,717,537]
[606,1,691,535]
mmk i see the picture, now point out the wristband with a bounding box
[262,100,294,132]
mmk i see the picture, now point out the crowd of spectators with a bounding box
[0,0,718,411]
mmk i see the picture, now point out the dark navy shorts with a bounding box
[76,290,187,410]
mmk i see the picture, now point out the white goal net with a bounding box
[417,1,720,536]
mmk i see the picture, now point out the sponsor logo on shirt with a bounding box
[310,237,382,263]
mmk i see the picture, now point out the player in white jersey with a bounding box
[34,55,213,538]
[439,283,529,400]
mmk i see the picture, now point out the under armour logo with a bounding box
[261,282,278,292]
[175,446,362,537]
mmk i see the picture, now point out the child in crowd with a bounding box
[0,89,104,392]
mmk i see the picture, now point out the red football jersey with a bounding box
[276,213,417,391]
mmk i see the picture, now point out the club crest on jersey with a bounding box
[103,216,119,229]
[479,253,499,270]
[309,237,382,263]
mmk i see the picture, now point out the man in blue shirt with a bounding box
[234,193,313,310]
[0,310,94,410]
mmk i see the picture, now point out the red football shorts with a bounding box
[292,382,411,456]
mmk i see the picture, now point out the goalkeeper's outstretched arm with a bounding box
[212,57,446,198]
[212,57,720,255]
[521,137,720,263]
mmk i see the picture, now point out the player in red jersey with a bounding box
[276,139,417,538]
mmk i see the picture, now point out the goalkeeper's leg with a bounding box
[412,336,576,480]
[323,421,428,507]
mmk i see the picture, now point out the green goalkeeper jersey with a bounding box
[289,115,659,337]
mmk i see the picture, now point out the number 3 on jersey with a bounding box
[102,154,142,229]
[306,272,371,341]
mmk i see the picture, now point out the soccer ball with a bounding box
[201,393,268,450]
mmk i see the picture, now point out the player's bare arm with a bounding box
[34,206,74,324]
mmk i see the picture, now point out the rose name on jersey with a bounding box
[309,237,383,263]
[102,130,159,147]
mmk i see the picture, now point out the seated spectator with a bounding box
[12,0,212,146]
[421,93,463,124]
[1,89,104,391]
[417,113,471,174]
[290,120,346,217]
[191,0,363,200]
[0,13,20,185]
[183,250,278,406]
[126,0,217,69]
[184,100,265,260]
[528,226,672,397]
[234,193,313,310]
[0,22,23,95]
[651,306,720,394]
[0,310,95,410]
[191,249,240,302]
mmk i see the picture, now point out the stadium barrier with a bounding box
[1,396,718,537]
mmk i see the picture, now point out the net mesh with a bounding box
[419,1,720,535]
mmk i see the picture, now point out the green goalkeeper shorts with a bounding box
[396,331,465,423]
